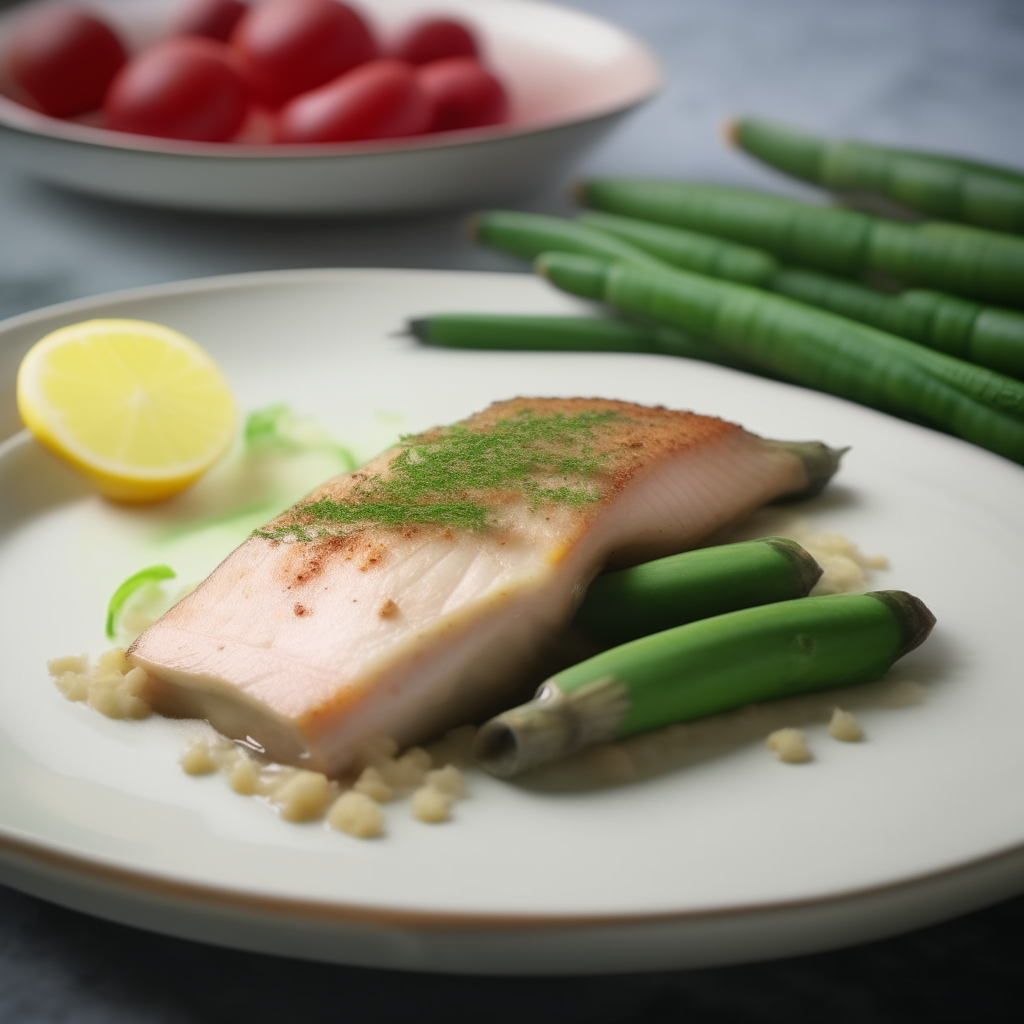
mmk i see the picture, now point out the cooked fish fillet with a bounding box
[128,398,841,775]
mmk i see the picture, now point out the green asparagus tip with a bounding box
[763,536,824,594]
[464,213,484,241]
[769,441,850,502]
[406,318,430,342]
[868,590,936,658]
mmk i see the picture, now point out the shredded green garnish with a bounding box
[257,409,621,541]
[106,564,176,639]
[244,403,356,470]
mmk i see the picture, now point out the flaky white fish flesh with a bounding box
[129,398,839,775]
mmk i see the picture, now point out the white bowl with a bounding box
[0,0,661,215]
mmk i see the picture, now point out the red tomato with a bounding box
[104,37,248,142]
[392,18,477,66]
[275,58,431,143]
[417,57,507,133]
[8,9,126,118]
[230,0,377,107]
[174,0,247,42]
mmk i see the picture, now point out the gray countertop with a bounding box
[2,1,1023,1020]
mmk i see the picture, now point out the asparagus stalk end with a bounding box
[763,536,824,595]
[768,440,850,501]
[473,676,629,778]
[867,590,937,658]
[406,318,429,342]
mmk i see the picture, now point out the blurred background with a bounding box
[1,1,1023,1020]
[3,0,1023,322]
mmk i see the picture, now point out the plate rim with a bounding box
[2,781,1024,931]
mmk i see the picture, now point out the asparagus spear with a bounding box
[730,116,1024,234]
[406,312,766,374]
[474,590,935,777]
[574,537,823,646]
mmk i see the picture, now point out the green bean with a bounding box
[470,209,671,270]
[406,310,766,374]
[536,252,1024,463]
[580,179,1024,307]
[585,208,1024,379]
[573,537,822,646]
[576,210,778,285]
[474,590,934,776]
[769,269,1024,381]
[408,313,661,353]
[731,116,1024,233]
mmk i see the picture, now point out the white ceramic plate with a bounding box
[0,0,660,214]
[2,268,1024,975]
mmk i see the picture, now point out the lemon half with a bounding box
[17,318,237,503]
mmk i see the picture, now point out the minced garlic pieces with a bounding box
[181,738,220,775]
[767,727,813,764]
[411,785,454,823]
[410,765,468,824]
[47,653,88,677]
[328,791,384,839]
[787,525,888,596]
[426,725,477,769]
[228,755,262,796]
[425,765,466,799]
[49,649,151,720]
[274,770,334,821]
[829,707,865,743]
[375,746,432,789]
[354,765,394,803]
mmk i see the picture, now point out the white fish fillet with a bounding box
[129,398,836,775]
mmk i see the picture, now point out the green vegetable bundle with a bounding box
[587,209,1024,380]
[537,251,1024,465]
[471,208,1024,380]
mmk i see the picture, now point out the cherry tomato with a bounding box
[230,0,377,107]
[174,0,247,42]
[392,18,477,65]
[275,58,431,143]
[104,37,248,142]
[417,57,508,133]
[8,9,126,118]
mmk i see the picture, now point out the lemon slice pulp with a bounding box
[17,318,237,502]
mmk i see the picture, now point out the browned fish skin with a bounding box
[129,398,830,775]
